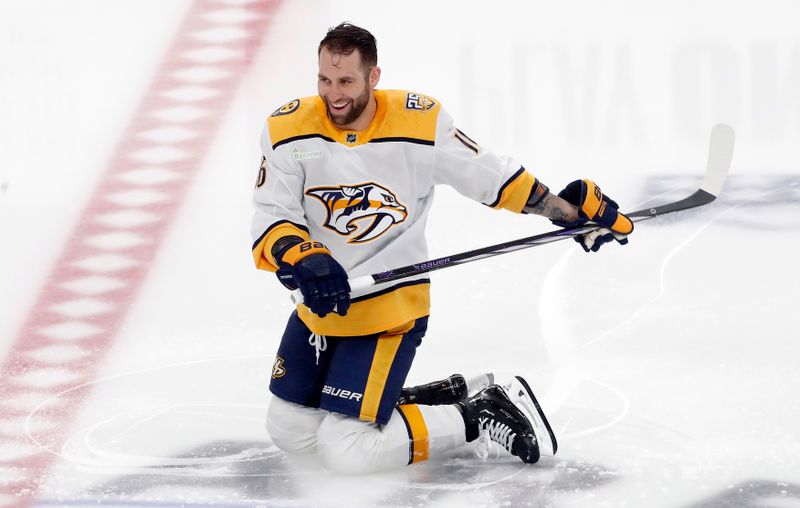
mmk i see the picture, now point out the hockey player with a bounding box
[251,22,633,474]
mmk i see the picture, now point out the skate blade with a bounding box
[510,376,558,455]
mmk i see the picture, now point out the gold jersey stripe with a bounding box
[398,404,430,464]
[252,222,310,272]
[297,282,430,336]
[359,320,414,422]
[496,171,537,213]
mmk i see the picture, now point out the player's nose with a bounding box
[329,81,348,97]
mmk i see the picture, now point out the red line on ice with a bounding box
[0,1,281,504]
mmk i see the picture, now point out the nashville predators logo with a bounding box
[306,182,408,243]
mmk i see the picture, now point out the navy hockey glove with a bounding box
[552,179,633,252]
[276,240,350,318]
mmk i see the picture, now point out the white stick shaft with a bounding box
[289,275,375,305]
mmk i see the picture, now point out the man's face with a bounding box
[318,46,378,128]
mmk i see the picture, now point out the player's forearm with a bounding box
[523,191,580,222]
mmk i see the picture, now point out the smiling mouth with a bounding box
[329,99,351,112]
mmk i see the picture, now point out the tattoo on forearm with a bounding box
[524,195,545,215]
[548,205,569,222]
[525,193,554,216]
[524,193,575,221]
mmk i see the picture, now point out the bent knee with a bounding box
[266,397,326,454]
[316,412,408,474]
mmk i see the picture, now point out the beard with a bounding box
[324,83,370,127]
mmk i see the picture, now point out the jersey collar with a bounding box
[314,90,388,147]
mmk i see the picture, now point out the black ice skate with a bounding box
[458,377,557,463]
[398,373,494,406]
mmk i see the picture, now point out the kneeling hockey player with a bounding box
[251,22,632,473]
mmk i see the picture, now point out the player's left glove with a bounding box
[552,179,633,252]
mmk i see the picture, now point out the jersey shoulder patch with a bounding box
[271,99,300,117]
[375,90,442,143]
[267,96,324,149]
[404,92,437,112]
[380,90,440,114]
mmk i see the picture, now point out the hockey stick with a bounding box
[291,124,734,305]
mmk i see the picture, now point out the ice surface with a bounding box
[1,1,799,507]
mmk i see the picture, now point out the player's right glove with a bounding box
[273,239,351,318]
[551,179,633,252]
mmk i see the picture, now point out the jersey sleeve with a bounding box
[250,124,310,272]
[432,108,539,213]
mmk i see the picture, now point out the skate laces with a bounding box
[478,416,516,453]
[308,333,327,365]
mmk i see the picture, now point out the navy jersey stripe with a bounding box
[272,133,336,150]
[454,129,479,154]
[369,137,435,146]
[455,128,479,146]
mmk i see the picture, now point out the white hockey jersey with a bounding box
[252,90,541,336]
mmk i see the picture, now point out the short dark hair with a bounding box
[318,22,377,71]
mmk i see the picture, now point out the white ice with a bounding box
[1,1,799,507]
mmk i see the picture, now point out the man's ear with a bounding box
[369,66,381,88]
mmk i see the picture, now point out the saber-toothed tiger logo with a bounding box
[306,182,408,243]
